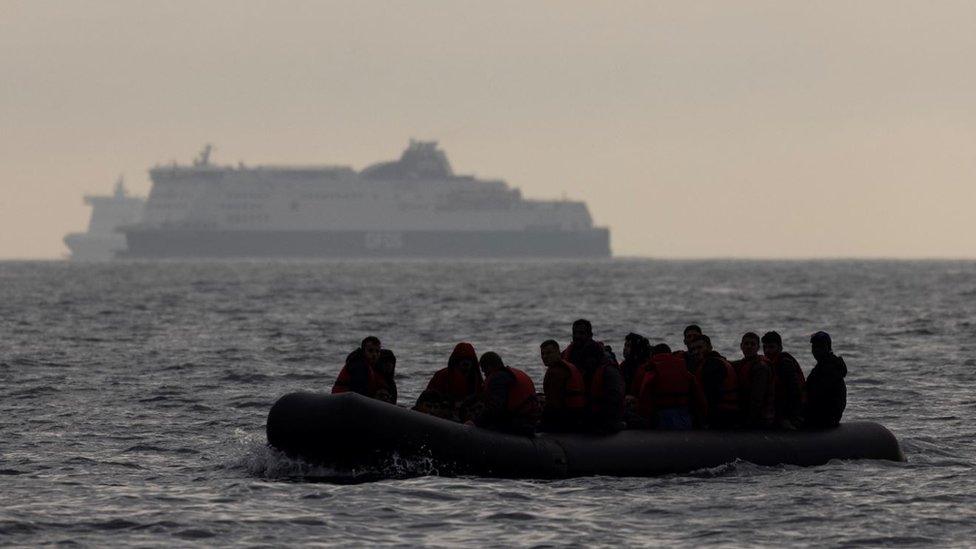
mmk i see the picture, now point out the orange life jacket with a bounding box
[693,354,739,413]
[331,362,384,397]
[504,367,539,415]
[426,367,483,402]
[641,353,694,410]
[588,363,623,414]
[557,360,587,410]
[732,355,775,422]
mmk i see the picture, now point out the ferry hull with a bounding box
[121,228,611,258]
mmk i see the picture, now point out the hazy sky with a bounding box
[1,1,973,259]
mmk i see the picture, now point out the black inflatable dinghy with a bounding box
[266,392,904,479]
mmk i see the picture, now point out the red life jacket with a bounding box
[426,367,483,402]
[556,360,587,410]
[588,363,622,414]
[694,354,739,413]
[504,367,539,415]
[732,355,775,422]
[641,353,694,410]
[331,362,383,396]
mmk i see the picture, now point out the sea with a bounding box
[1,259,974,547]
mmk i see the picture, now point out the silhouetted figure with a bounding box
[374,349,398,404]
[731,332,774,428]
[539,340,585,432]
[562,319,611,385]
[637,344,707,430]
[620,333,652,396]
[332,336,390,402]
[424,342,484,411]
[762,331,806,430]
[686,334,739,429]
[804,331,847,429]
[469,352,540,436]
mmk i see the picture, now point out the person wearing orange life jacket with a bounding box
[539,339,586,432]
[730,332,774,428]
[686,334,739,429]
[422,342,484,411]
[331,336,387,400]
[467,351,540,436]
[637,343,707,430]
[562,319,612,384]
[762,331,806,430]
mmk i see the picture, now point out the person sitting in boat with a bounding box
[637,343,707,430]
[562,319,611,381]
[620,333,652,396]
[423,342,484,413]
[539,340,586,432]
[374,349,398,405]
[331,336,389,401]
[582,357,626,434]
[686,334,739,429]
[675,324,704,361]
[731,332,774,429]
[466,352,540,436]
[803,331,847,429]
[762,331,806,430]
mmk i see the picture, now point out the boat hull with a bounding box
[266,392,905,479]
[121,227,611,258]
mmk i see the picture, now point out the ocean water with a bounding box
[1,259,974,546]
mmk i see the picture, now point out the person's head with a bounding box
[540,339,562,367]
[651,343,672,356]
[361,336,381,365]
[810,331,833,362]
[376,349,396,376]
[740,332,760,359]
[686,333,707,362]
[450,342,478,376]
[572,319,593,344]
[761,331,783,358]
[479,351,506,377]
[683,324,703,348]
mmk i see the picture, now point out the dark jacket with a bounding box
[474,368,539,435]
[770,352,806,428]
[804,354,847,428]
[425,342,484,404]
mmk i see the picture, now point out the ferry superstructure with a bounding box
[120,141,610,258]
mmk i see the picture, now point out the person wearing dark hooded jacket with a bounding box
[423,342,484,410]
[468,352,540,436]
[804,331,847,429]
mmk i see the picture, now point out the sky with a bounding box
[1,1,973,259]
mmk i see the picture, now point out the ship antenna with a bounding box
[114,174,126,198]
[194,144,214,166]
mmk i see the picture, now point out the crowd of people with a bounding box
[330,320,849,436]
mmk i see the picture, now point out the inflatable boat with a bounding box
[266,392,904,479]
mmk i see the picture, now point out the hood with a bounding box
[448,342,478,370]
